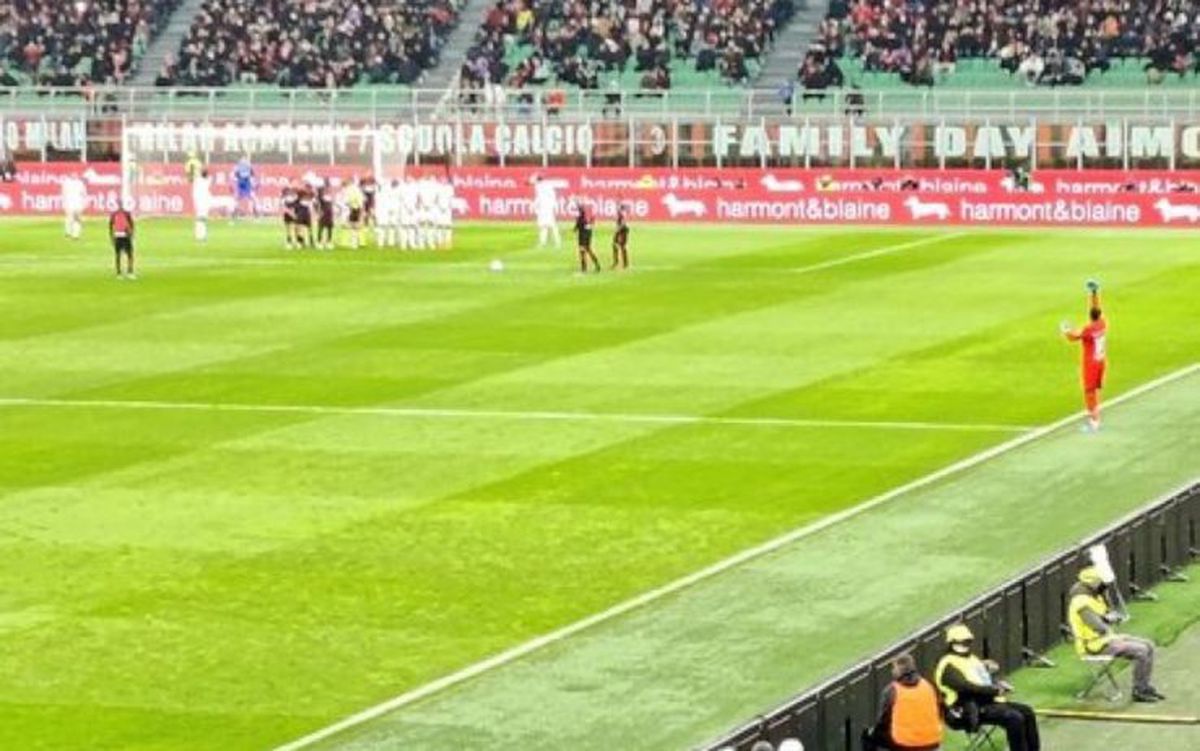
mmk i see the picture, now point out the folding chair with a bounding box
[963,725,1001,751]
[1076,654,1121,701]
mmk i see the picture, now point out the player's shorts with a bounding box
[348,208,362,224]
[236,184,254,201]
[614,228,629,244]
[295,208,312,226]
[113,236,133,255]
[1083,361,1106,391]
[283,213,295,226]
[577,232,593,249]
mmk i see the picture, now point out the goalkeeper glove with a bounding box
[1086,279,1101,293]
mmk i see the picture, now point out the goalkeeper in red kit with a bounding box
[1061,279,1107,432]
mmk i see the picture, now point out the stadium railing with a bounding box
[2,86,1200,121]
[705,480,1200,751]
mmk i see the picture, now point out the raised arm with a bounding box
[1086,278,1102,314]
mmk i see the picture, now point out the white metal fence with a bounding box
[2,86,1200,120]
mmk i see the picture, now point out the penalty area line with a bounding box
[272,362,1199,751]
[0,397,1032,433]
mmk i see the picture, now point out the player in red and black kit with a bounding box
[316,181,335,250]
[611,202,630,270]
[109,203,136,279]
[574,201,601,273]
[282,186,299,249]
[361,173,378,229]
[1061,279,1107,432]
[294,182,315,249]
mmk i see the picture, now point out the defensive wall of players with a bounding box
[706,480,1200,751]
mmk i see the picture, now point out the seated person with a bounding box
[935,624,1040,751]
[1068,567,1165,703]
[864,652,943,751]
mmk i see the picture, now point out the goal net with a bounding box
[120,122,392,217]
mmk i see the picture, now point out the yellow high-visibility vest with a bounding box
[934,653,991,707]
[1069,592,1115,655]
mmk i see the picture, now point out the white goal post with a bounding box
[119,121,418,216]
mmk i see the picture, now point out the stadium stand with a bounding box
[801,0,1200,90]
[159,0,463,87]
[0,0,182,86]
[456,0,796,95]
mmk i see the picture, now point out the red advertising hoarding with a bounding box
[3,162,1199,228]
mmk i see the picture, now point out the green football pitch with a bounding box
[0,219,1197,751]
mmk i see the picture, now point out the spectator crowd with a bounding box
[458,0,795,96]
[802,0,1200,89]
[158,0,463,87]
[0,0,180,87]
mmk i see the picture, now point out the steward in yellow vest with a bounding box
[1067,566,1164,702]
[934,625,1041,751]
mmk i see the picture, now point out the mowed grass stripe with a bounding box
[0,221,1198,751]
[0,397,1034,433]
[1,226,975,501]
[313,369,1200,751]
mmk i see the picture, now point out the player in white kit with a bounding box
[417,176,438,250]
[192,169,213,241]
[61,174,87,240]
[532,175,562,249]
[434,177,454,249]
[376,179,403,248]
[399,176,419,250]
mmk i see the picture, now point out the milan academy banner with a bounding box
[8,116,1200,168]
[3,162,1199,228]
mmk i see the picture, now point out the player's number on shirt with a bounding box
[1093,334,1107,362]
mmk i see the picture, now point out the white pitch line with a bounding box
[272,362,1199,751]
[0,396,1031,433]
[786,232,968,274]
[593,232,968,274]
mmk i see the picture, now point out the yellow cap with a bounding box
[946,624,974,643]
[1078,567,1104,587]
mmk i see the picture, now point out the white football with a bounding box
[489,259,504,272]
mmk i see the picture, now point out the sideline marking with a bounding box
[600,232,967,273]
[0,397,1031,434]
[272,363,1199,750]
[786,232,967,274]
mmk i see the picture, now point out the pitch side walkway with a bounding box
[1035,623,1200,751]
[289,367,1200,751]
